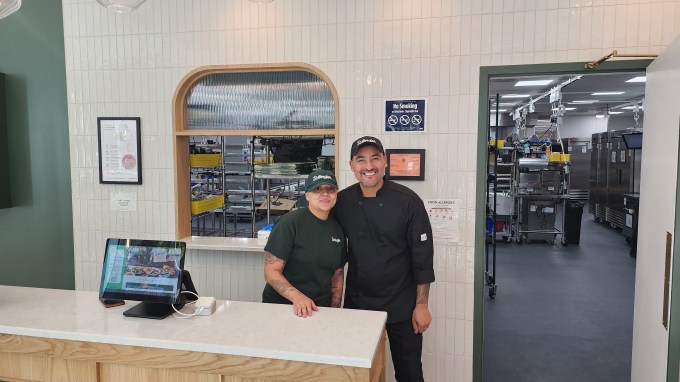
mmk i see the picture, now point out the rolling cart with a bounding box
[514,195,566,245]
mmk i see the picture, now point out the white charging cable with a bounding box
[171,290,201,319]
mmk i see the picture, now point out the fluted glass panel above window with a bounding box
[185,71,334,131]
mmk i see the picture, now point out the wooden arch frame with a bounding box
[172,63,340,239]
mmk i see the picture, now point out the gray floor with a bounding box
[483,211,636,382]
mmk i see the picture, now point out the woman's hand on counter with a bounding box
[291,295,318,318]
[264,252,317,317]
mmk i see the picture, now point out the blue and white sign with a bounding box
[385,99,426,132]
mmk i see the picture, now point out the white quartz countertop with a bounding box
[181,236,266,252]
[0,286,386,368]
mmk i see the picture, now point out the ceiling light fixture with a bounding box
[0,0,21,20]
[501,94,531,99]
[625,76,646,83]
[96,0,147,13]
[490,109,507,113]
[514,79,554,87]
[622,105,644,110]
[553,107,577,111]
[591,92,625,95]
[570,100,598,104]
[608,111,624,115]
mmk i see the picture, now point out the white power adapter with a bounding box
[194,297,216,316]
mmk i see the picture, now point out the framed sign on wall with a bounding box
[385,149,425,181]
[97,117,142,184]
[385,99,426,132]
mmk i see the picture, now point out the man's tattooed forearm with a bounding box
[329,268,344,307]
[330,285,342,307]
[416,284,430,304]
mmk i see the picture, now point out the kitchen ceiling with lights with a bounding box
[488,71,646,122]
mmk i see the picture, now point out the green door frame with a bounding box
[473,59,653,381]
[667,128,680,382]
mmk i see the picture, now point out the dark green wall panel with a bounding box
[0,1,74,289]
[0,74,9,208]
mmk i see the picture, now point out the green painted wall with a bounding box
[0,74,9,208]
[0,1,74,289]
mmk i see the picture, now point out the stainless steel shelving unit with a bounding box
[248,136,308,236]
[190,138,227,237]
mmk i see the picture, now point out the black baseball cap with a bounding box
[350,136,385,158]
[305,170,338,192]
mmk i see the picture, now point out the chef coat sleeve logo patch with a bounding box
[421,233,427,241]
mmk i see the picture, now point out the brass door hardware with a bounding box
[586,50,658,69]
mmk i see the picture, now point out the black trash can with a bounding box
[564,200,585,245]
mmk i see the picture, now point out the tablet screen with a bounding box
[622,133,643,150]
[99,238,185,305]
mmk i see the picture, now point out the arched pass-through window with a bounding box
[173,63,339,239]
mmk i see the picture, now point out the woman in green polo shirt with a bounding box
[261,170,346,318]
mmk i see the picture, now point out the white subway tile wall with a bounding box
[184,250,266,302]
[62,1,680,381]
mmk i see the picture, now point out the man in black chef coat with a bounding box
[334,136,435,382]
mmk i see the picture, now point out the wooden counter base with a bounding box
[0,332,385,382]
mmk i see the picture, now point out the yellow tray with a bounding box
[191,195,224,215]
[549,153,571,162]
[190,154,222,167]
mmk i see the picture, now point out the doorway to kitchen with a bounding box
[472,60,651,382]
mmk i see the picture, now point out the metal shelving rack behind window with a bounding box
[190,137,227,237]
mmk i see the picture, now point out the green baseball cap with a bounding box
[305,170,338,192]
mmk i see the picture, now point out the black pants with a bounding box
[386,320,424,382]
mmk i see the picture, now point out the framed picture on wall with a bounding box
[97,117,142,184]
[385,149,425,181]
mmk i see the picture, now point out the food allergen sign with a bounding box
[385,99,425,132]
[97,117,142,184]
[424,199,460,243]
[110,191,137,212]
